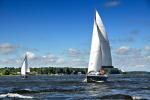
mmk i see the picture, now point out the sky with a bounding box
[0,0,150,71]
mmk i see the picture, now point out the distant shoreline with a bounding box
[1,67,149,76]
[0,67,123,76]
[0,67,87,76]
[1,71,150,77]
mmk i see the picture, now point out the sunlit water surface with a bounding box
[0,74,150,99]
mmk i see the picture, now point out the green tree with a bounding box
[3,70,10,75]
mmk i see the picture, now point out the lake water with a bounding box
[0,74,150,99]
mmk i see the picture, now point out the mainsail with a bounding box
[88,10,112,73]
[88,19,102,73]
[21,54,29,76]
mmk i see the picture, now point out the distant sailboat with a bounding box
[21,54,30,78]
[86,10,112,82]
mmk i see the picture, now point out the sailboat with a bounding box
[21,53,30,79]
[86,10,113,82]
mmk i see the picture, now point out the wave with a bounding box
[11,87,85,94]
[0,93,33,99]
[100,94,148,100]
[82,78,87,82]
[132,96,148,100]
[11,89,39,94]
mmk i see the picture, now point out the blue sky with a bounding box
[0,0,150,71]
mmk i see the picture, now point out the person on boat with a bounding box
[100,68,106,75]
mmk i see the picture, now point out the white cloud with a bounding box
[0,43,18,54]
[146,56,150,61]
[145,46,150,51]
[104,0,120,8]
[113,45,150,71]
[63,48,81,58]
[25,49,89,68]
[115,46,142,56]
[0,45,89,67]
[115,46,130,55]
[26,52,35,59]
[56,58,65,64]
[68,48,80,57]
[42,53,58,62]
[45,53,56,59]
[1,45,150,71]
[60,48,89,67]
[135,64,146,67]
[0,58,21,67]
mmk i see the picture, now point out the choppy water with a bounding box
[0,74,150,99]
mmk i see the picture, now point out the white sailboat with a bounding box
[21,54,30,78]
[86,10,112,82]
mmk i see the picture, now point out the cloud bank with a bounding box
[104,0,120,8]
[0,43,150,71]
[0,43,18,54]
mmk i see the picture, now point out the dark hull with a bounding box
[86,75,108,82]
[21,75,28,79]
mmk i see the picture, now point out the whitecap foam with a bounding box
[0,93,33,99]
[24,88,32,91]
[132,96,146,100]
[0,94,7,98]
[82,78,87,82]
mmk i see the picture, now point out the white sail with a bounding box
[21,56,27,75]
[95,10,112,66]
[88,19,102,73]
[21,54,29,75]
[95,10,108,41]
[96,24,112,66]
[26,66,30,73]
[25,55,30,73]
[88,10,112,73]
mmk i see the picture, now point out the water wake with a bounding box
[0,93,33,99]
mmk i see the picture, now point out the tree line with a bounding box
[0,67,87,75]
[0,66,122,76]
